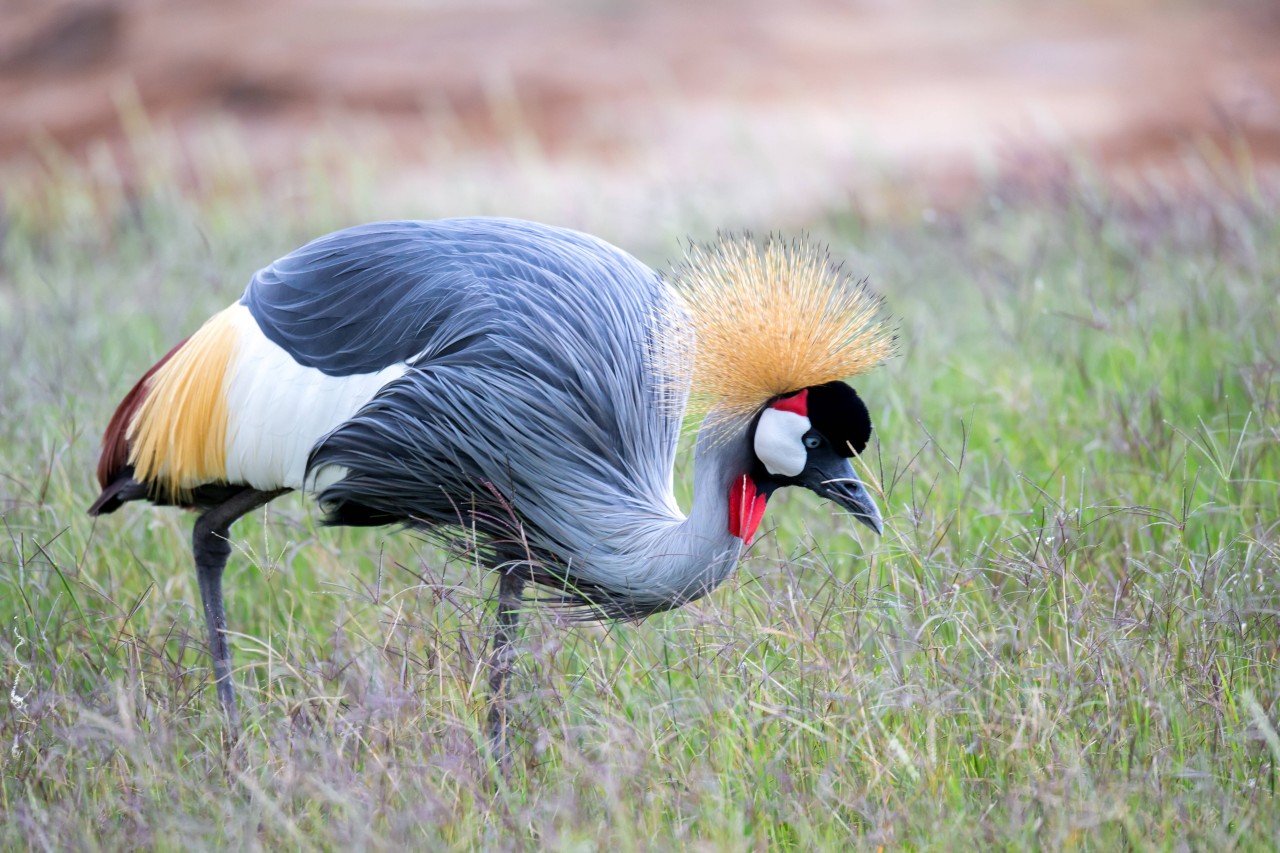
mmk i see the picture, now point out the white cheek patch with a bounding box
[754,408,811,477]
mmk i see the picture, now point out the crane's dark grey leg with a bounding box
[486,570,526,770]
[192,487,288,728]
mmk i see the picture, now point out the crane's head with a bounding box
[749,381,882,534]
[661,234,896,542]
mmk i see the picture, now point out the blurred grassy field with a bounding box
[1,145,1278,850]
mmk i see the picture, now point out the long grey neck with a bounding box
[682,416,753,553]
[582,414,753,616]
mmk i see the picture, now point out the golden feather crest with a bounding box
[659,235,895,424]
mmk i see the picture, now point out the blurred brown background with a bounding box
[3,0,1279,221]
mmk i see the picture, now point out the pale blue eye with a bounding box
[804,434,821,449]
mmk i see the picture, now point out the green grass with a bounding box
[1,149,1278,850]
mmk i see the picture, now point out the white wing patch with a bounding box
[222,304,407,491]
[754,408,810,477]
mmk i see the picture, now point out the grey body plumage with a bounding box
[259,218,737,617]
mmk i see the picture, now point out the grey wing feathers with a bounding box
[277,219,688,601]
[242,220,498,375]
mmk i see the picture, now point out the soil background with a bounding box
[4,0,1280,221]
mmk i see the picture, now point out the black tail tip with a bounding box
[89,476,148,516]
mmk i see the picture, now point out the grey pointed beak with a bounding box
[802,459,884,535]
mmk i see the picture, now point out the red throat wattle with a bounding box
[728,474,767,543]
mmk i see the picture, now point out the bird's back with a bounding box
[94,219,689,588]
[296,220,689,558]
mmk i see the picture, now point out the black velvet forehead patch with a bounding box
[807,380,872,456]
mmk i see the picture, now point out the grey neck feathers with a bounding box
[577,413,750,615]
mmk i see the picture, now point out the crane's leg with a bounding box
[486,570,526,770]
[192,487,288,728]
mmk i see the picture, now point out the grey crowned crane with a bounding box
[89,218,893,760]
